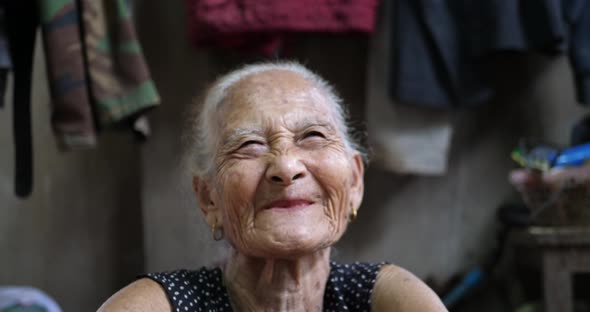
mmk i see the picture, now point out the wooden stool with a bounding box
[512,227,590,312]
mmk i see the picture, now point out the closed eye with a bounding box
[239,140,264,149]
[302,131,326,139]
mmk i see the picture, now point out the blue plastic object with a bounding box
[442,267,484,308]
[512,141,590,171]
[554,142,590,168]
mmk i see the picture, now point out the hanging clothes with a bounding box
[38,0,97,149]
[39,0,160,149]
[4,0,39,198]
[2,0,159,198]
[390,0,590,108]
[185,0,379,54]
[567,0,590,105]
[78,0,159,129]
[367,0,452,175]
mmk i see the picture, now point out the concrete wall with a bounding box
[0,38,144,310]
[136,0,586,286]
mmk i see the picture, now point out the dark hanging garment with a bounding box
[4,1,39,198]
[566,0,590,106]
[390,0,498,108]
[390,0,590,108]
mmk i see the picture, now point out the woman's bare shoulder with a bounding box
[372,264,448,312]
[97,278,171,312]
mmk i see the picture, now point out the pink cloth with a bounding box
[186,0,379,54]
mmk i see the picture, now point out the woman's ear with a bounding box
[192,176,221,227]
[349,153,365,210]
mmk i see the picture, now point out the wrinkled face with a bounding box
[198,70,363,259]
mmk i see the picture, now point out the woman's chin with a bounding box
[242,230,337,259]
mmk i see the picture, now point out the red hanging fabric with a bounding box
[185,0,379,54]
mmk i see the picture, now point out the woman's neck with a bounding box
[223,248,331,312]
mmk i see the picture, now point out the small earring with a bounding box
[349,204,358,223]
[212,220,224,241]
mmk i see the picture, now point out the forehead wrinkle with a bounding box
[287,117,337,132]
[223,69,320,106]
[213,69,345,143]
[218,105,341,147]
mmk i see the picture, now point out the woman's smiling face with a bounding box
[199,69,364,259]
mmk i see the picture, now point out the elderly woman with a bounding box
[99,63,446,311]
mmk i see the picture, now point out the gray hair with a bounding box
[184,61,367,178]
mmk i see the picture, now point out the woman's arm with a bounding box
[372,264,447,312]
[97,278,171,312]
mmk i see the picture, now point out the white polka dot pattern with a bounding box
[143,262,385,311]
[323,262,384,312]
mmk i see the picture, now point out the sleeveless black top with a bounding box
[144,262,385,312]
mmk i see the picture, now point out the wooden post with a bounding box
[543,249,572,312]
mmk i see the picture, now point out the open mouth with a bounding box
[264,199,313,210]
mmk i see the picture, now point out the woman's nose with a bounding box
[265,154,307,185]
